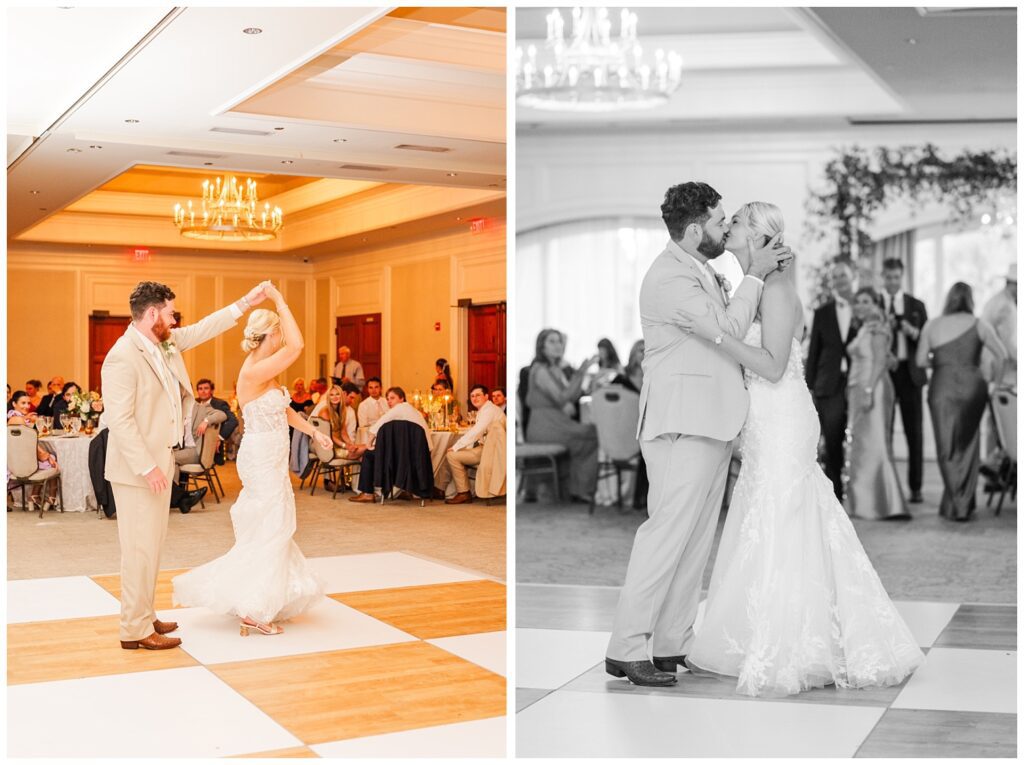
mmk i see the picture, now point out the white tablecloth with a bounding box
[39,433,98,513]
[354,426,466,495]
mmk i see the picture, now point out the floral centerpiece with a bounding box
[70,389,104,425]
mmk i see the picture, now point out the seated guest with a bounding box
[526,328,600,502]
[309,377,329,404]
[50,381,82,426]
[349,387,431,503]
[334,345,366,389]
[195,378,239,447]
[7,390,39,426]
[25,379,43,412]
[444,384,505,504]
[289,377,312,413]
[36,376,65,418]
[7,390,57,510]
[170,398,226,514]
[357,376,388,428]
[490,387,507,412]
[311,384,367,461]
[430,378,461,422]
[587,338,623,392]
[5,384,11,411]
[341,381,362,409]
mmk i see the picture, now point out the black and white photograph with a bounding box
[514,6,1016,758]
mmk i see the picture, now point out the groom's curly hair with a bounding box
[129,281,175,320]
[661,182,722,241]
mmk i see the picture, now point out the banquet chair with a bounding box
[985,387,1017,515]
[307,417,360,499]
[179,422,221,508]
[515,421,566,503]
[470,418,507,505]
[7,424,64,517]
[589,385,641,514]
[372,420,433,505]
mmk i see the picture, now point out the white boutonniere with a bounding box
[159,340,178,358]
[712,271,732,303]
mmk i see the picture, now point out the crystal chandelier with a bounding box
[516,7,683,112]
[173,175,283,241]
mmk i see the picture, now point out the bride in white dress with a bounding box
[680,203,923,697]
[173,282,329,636]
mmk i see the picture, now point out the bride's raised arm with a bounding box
[243,283,304,384]
[680,277,799,383]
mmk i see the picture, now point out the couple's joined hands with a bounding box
[241,281,285,309]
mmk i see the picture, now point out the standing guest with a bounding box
[805,261,859,500]
[357,377,388,428]
[980,265,1017,472]
[490,387,507,412]
[435,358,454,391]
[445,384,505,504]
[880,258,928,503]
[289,378,312,413]
[348,386,432,503]
[526,328,600,502]
[333,346,365,389]
[36,376,65,418]
[917,282,1007,521]
[845,287,910,520]
[51,381,82,426]
[25,380,43,412]
[612,339,648,509]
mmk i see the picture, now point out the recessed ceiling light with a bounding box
[243,27,262,35]
[204,162,214,166]
[39,207,47,211]
[274,127,285,131]
[124,118,139,123]
[446,172,457,177]
[29,190,40,195]
[333,138,348,143]
[66,148,82,153]
[456,217,462,221]
[280,160,293,164]
[905,37,917,45]
[89,145,102,149]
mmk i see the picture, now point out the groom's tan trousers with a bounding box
[607,433,732,661]
[111,454,173,641]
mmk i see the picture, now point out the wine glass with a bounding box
[69,417,82,436]
[59,413,69,433]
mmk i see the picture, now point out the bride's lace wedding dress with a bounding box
[173,387,323,624]
[687,323,923,697]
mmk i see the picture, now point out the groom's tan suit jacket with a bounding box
[103,307,239,485]
[637,239,762,443]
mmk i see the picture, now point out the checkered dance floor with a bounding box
[516,584,1015,758]
[8,552,506,758]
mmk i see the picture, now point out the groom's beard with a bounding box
[152,316,172,343]
[697,230,726,259]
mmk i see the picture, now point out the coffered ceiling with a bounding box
[7,6,506,258]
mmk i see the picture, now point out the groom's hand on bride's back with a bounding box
[747,233,792,280]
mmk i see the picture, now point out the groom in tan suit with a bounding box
[103,280,266,649]
[605,182,789,685]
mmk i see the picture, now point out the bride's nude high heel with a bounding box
[239,618,283,636]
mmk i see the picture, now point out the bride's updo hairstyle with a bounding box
[241,308,280,353]
[735,201,784,246]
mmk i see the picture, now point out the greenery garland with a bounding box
[803,143,1016,303]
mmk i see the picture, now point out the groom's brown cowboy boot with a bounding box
[153,619,179,635]
[120,632,182,650]
[605,658,677,686]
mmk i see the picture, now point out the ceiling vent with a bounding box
[209,126,275,136]
[166,150,225,159]
[338,164,390,172]
[394,144,452,153]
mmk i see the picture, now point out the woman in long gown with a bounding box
[916,282,1007,521]
[844,288,910,520]
[173,282,332,635]
[679,202,923,697]
[525,329,600,501]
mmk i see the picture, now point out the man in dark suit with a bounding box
[880,258,928,503]
[806,261,858,500]
[195,378,239,464]
[36,376,64,418]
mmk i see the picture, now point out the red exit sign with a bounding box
[131,248,151,262]
[468,217,487,233]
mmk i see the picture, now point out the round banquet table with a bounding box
[38,431,99,513]
[354,425,467,496]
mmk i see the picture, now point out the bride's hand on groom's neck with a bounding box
[748,233,791,280]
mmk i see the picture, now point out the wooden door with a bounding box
[335,313,382,386]
[89,315,131,393]
[467,302,506,392]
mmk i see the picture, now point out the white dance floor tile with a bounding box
[7,575,120,624]
[892,647,1016,714]
[312,716,506,758]
[429,631,506,676]
[7,666,301,758]
[516,628,611,690]
[893,601,960,648]
[171,598,416,665]
[516,690,884,758]
[307,552,482,593]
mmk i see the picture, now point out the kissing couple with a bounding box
[604,181,923,697]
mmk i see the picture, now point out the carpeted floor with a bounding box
[8,462,506,581]
[516,459,1015,604]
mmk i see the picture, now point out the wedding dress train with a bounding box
[687,323,923,697]
[173,387,323,624]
